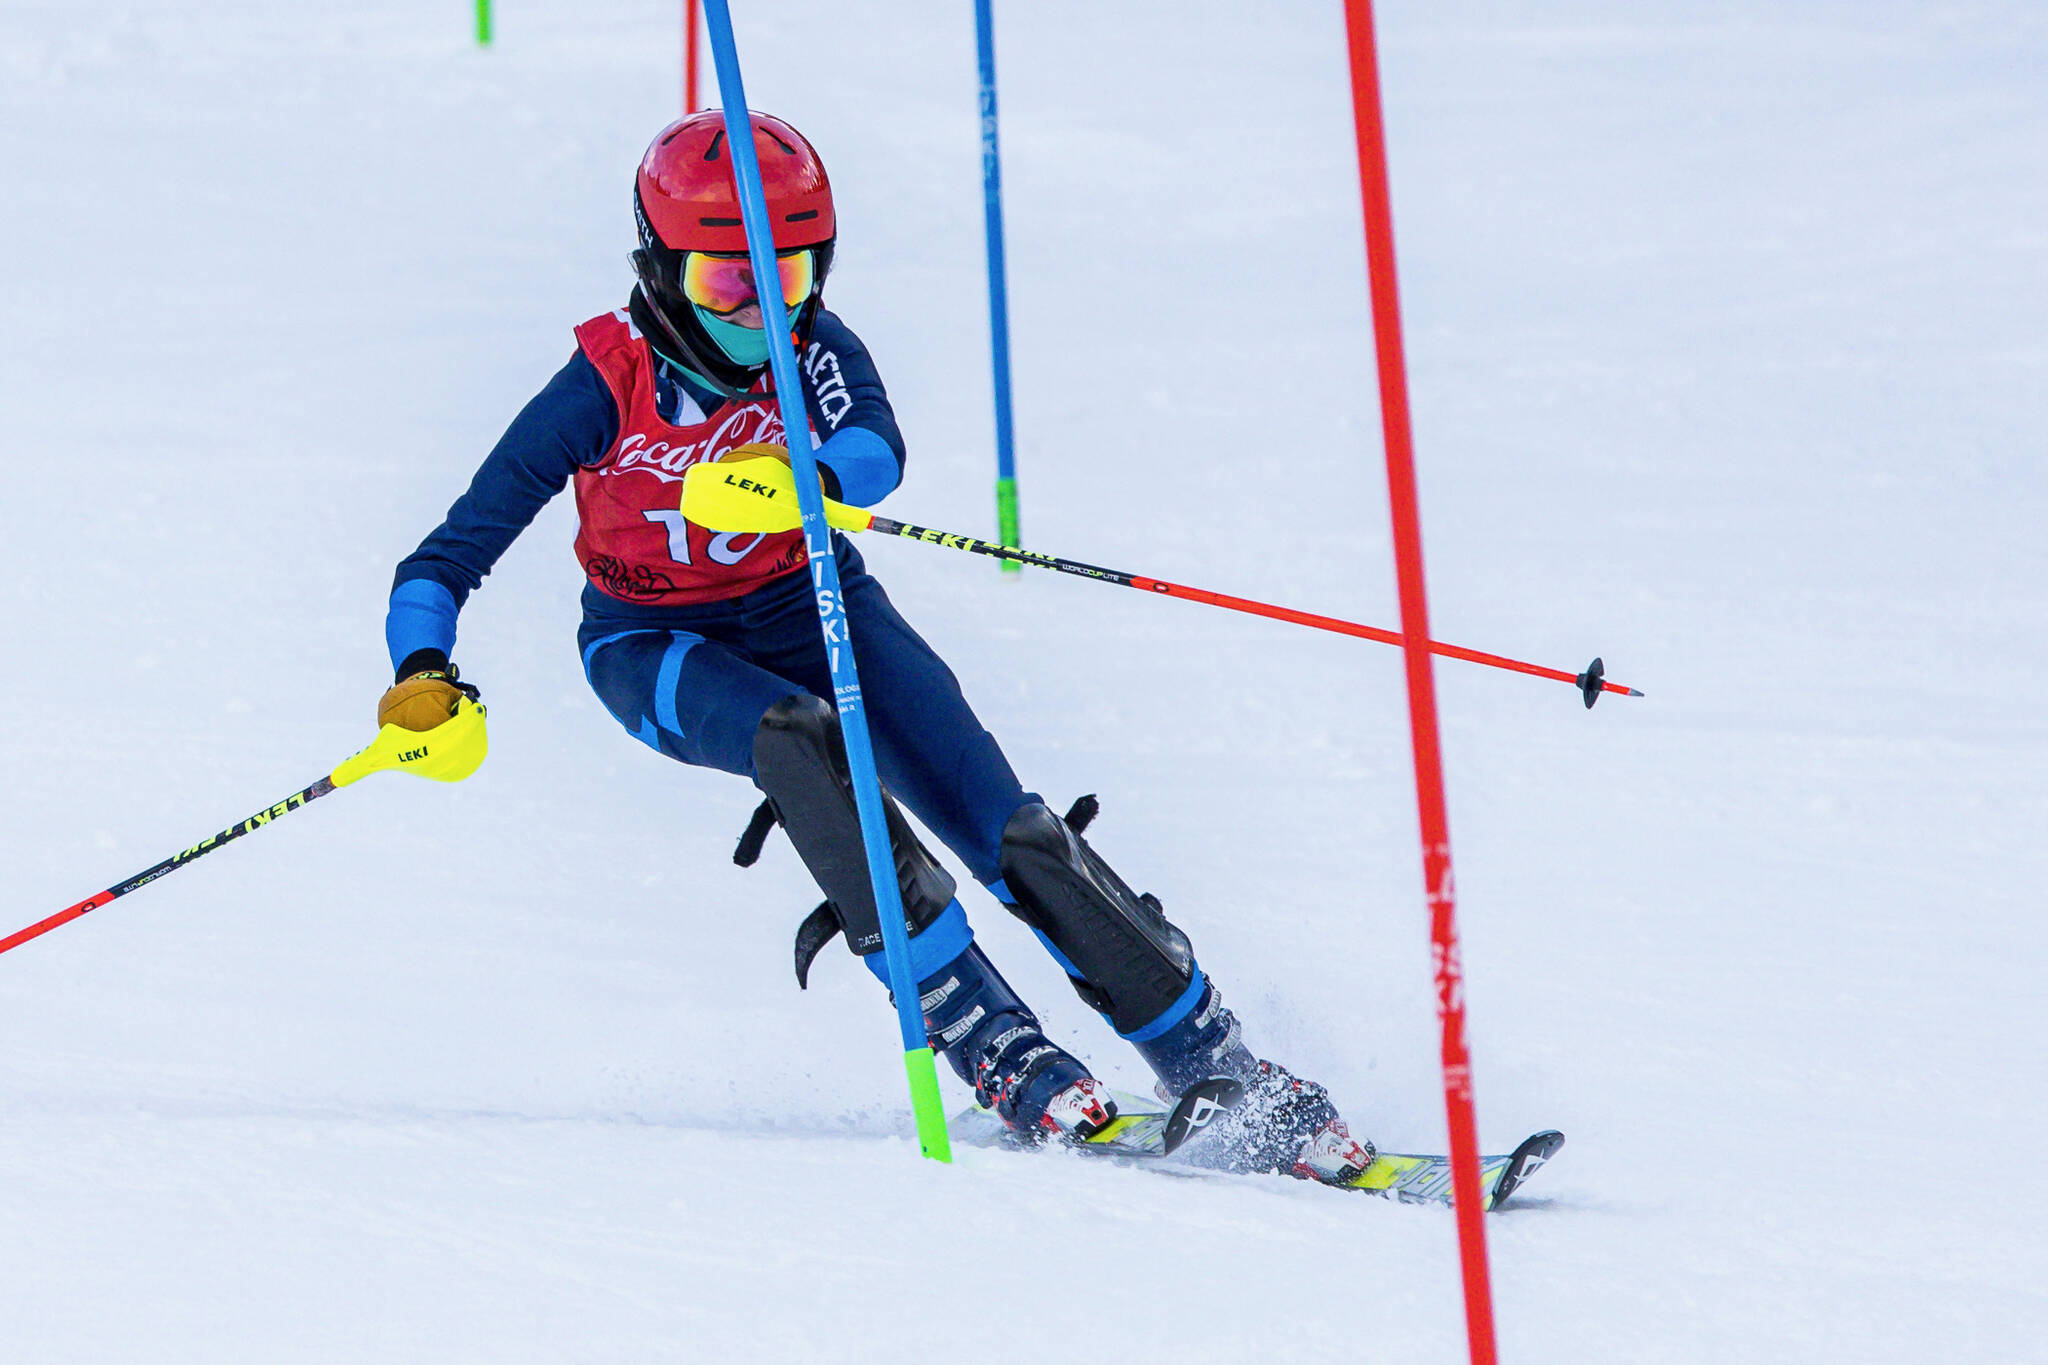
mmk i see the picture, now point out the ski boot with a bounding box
[921,942,1115,1143]
[988,800,1368,1179]
[1228,1059,1375,1184]
[1133,978,1373,1185]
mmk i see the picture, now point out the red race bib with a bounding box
[570,309,810,605]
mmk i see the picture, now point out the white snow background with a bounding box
[3,2,2044,1360]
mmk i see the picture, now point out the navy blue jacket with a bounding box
[386,309,903,671]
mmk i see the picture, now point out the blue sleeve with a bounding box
[385,578,460,671]
[800,310,905,507]
[386,351,619,671]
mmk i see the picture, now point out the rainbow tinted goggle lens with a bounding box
[680,248,817,317]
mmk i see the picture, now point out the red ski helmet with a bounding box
[634,110,835,255]
[628,111,837,393]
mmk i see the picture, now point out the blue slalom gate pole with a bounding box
[974,0,1022,571]
[700,0,952,1161]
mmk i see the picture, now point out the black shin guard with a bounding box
[997,802,1195,1036]
[752,695,955,956]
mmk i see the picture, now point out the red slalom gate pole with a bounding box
[683,0,701,111]
[1342,3,1498,1361]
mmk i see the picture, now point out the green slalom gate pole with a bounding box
[700,0,951,1161]
[475,0,492,48]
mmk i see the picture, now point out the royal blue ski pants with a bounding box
[577,539,1034,888]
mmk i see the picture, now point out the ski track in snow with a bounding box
[3,2,2044,1360]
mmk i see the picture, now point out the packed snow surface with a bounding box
[4,2,2044,1360]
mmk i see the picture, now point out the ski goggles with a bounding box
[680,248,817,317]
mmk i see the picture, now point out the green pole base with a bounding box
[475,0,492,46]
[903,1048,954,1162]
[996,477,1022,576]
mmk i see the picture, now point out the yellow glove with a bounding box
[335,661,488,788]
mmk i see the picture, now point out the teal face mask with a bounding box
[695,306,772,368]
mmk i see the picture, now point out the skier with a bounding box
[379,111,1373,1183]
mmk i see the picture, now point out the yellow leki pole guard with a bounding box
[681,457,872,535]
[330,697,489,788]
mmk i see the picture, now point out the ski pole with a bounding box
[681,462,1642,707]
[1,698,488,960]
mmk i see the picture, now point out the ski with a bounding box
[950,1077,1244,1160]
[1338,1129,1565,1210]
[950,1085,1563,1210]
